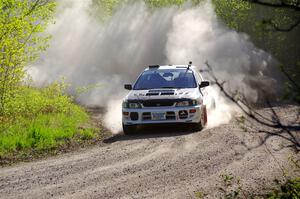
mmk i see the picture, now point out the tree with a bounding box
[211,0,251,30]
[242,0,300,102]
[92,0,251,29]
[0,0,56,116]
[244,0,300,32]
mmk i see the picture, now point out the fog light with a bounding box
[123,112,129,116]
[130,112,139,121]
[189,109,196,113]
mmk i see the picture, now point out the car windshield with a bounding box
[133,69,197,90]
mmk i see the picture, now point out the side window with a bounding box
[194,71,202,85]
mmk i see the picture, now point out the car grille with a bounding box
[166,111,176,120]
[142,100,175,107]
[142,112,151,120]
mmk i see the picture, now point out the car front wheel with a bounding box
[192,105,207,131]
[191,121,203,131]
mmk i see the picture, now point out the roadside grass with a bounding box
[267,156,300,199]
[267,178,300,199]
[0,83,99,162]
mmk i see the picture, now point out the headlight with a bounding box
[176,101,190,107]
[129,103,141,108]
[190,99,199,106]
[175,99,199,107]
[122,101,128,108]
[122,101,142,109]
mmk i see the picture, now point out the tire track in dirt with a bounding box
[0,105,299,198]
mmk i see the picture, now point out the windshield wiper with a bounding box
[158,87,176,89]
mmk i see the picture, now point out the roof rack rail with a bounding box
[149,65,159,69]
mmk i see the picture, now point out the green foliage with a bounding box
[281,63,300,103]
[92,0,251,31]
[221,174,235,186]
[244,2,300,75]
[145,0,186,7]
[2,81,73,119]
[91,0,188,19]
[195,191,203,198]
[267,178,300,199]
[0,83,97,159]
[78,128,97,140]
[92,0,122,18]
[0,0,56,115]
[212,0,251,30]
[253,3,299,33]
[219,174,243,199]
[267,156,300,198]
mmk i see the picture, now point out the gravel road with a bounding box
[0,105,299,198]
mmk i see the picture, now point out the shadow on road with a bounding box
[103,124,197,143]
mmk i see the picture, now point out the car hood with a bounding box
[125,88,200,101]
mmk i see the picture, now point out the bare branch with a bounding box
[244,0,300,11]
[205,61,300,151]
[205,61,278,127]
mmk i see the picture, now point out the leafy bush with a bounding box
[0,0,56,115]
[92,0,250,29]
[0,83,97,159]
[3,82,71,118]
[267,178,300,199]
[267,156,300,199]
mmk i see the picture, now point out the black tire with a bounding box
[191,121,203,132]
[122,124,137,135]
[191,105,207,132]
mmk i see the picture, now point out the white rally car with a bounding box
[122,63,212,134]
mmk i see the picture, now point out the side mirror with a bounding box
[124,84,132,90]
[199,81,210,88]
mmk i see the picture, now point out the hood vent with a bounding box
[146,89,175,96]
[161,91,175,96]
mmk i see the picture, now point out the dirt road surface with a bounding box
[0,105,299,198]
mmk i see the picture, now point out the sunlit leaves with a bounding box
[92,0,251,30]
[0,0,56,115]
[212,0,251,30]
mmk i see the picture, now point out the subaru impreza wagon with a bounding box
[122,62,212,134]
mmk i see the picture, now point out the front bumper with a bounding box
[122,105,202,125]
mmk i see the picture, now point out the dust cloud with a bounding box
[29,0,278,133]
